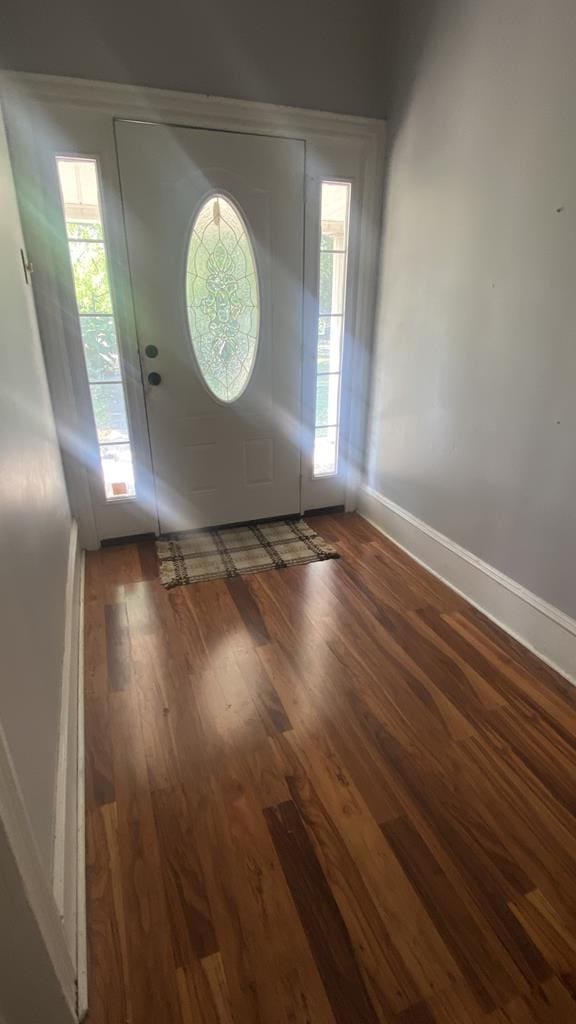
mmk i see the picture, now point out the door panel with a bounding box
[116,121,304,533]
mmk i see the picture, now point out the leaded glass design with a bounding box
[186,195,260,403]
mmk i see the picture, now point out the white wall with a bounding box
[0,0,394,118]
[367,0,576,619]
[0,108,72,871]
[0,756,77,1023]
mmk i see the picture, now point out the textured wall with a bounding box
[0,0,393,117]
[367,0,576,617]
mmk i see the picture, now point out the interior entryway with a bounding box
[116,122,305,533]
[5,0,576,1021]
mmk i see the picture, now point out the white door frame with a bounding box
[1,73,385,547]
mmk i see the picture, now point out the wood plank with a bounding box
[463,605,576,702]
[185,578,256,656]
[264,798,379,1024]
[84,692,115,809]
[446,612,576,743]
[491,983,576,1024]
[85,548,105,604]
[201,953,235,1024]
[124,582,181,792]
[137,538,159,581]
[85,802,131,1024]
[509,890,576,976]
[278,727,465,1000]
[176,961,222,1024]
[151,784,217,964]
[189,770,336,1024]
[383,815,520,1011]
[101,542,144,596]
[84,589,107,700]
[235,645,292,736]
[459,734,576,921]
[177,952,244,1023]
[104,602,131,692]
[285,766,420,1017]
[330,684,549,991]
[481,703,576,818]
[226,576,270,647]
[395,1003,437,1024]
[109,689,183,1024]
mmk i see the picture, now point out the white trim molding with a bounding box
[358,484,576,685]
[52,521,80,935]
[0,71,384,141]
[52,520,86,1016]
[76,553,88,1021]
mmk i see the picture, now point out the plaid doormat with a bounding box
[156,518,339,588]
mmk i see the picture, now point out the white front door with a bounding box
[116,121,304,534]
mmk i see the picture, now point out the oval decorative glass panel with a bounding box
[186,194,260,403]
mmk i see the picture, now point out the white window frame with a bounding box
[312,178,352,480]
[55,154,138,504]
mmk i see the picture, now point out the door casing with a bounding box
[2,71,386,548]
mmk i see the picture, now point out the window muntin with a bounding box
[313,182,351,477]
[186,194,260,404]
[56,157,135,500]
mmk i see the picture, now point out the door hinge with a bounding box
[20,248,33,285]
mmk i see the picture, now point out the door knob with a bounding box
[147,371,162,386]
[145,344,159,358]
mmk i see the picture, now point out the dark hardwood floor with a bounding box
[84,513,576,1023]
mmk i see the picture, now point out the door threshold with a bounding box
[101,532,156,547]
[159,511,303,540]
[303,504,345,517]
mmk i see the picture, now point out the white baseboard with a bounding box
[76,552,87,1020]
[52,518,87,1016]
[358,484,576,685]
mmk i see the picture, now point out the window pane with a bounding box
[67,222,102,241]
[100,444,135,499]
[90,382,130,443]
[314,426,338,476]
[69,240,112,314]
[321,182,350,252]
[80,316,121,382]
[57,158,101,230]
[317,315,342,373]
[315,373,340,428]
[319,252,346,315]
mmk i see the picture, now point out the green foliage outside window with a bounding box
[68,222,129,444]
[70,239,112,314]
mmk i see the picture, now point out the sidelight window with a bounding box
[313,181,351,477]
[56,157,135,500]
